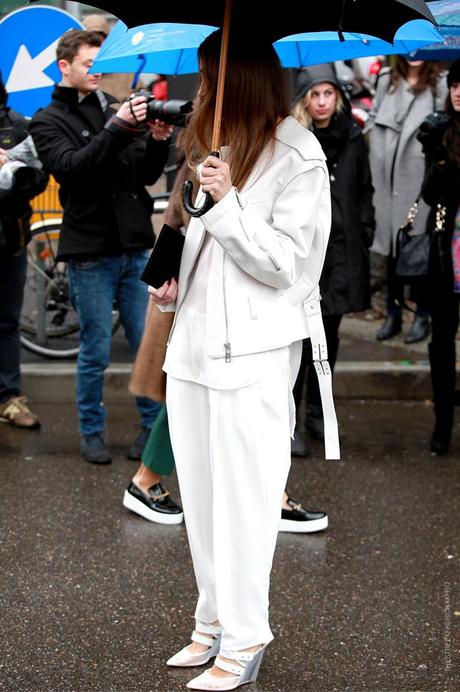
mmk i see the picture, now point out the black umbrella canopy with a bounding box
[30,0,436,43]
[35,0,436,217]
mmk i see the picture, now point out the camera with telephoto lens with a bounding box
[418,111,450,143]
[136,89,193,127]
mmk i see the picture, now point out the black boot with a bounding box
[405,314,430,344]
[428,341,455,455]
[376,313,402,341]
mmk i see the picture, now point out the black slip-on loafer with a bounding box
[280,497,328,533]
[123,481,183,525]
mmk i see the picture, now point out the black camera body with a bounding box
[418,110,450,143]
[136,89,193,128]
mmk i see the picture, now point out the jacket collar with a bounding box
[222,116,327,164]
[51,85,117,110]
[276,115,326,162]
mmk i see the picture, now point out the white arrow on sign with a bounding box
[5,37,61,93]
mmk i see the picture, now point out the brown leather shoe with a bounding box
[0,396,41,429]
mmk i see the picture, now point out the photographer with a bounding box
[30,30,172,464]
[418,59,460,455]
[0,75,48,429]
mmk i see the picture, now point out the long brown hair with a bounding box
[444,94,460,167]
[390,56,442,96]
[181,29,289,190]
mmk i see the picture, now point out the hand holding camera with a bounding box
[117,94,148,126]
[131,89,193,128]
[146,119,173,142]
[107,91,192,141]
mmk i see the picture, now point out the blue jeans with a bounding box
[0,250,27,403]
[68,251,161,436]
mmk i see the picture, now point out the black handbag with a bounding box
[395,198,447,280]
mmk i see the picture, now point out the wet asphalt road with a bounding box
[1,399,459,692]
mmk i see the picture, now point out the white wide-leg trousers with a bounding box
[166,345,300,651]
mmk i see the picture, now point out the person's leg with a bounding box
[117,251,162,431]
[291,338,309,456]
[0,252,39,428]
[68,257,116,447]
[0,252,26,401]
[211,352,292,652]
[405,280,430,344]
[185,349,293,688]
[137,404,175,476]
[429,291,459,454]
[292,338,308,412]
[376,255,402,340]
[167,377,218,626]
[123,405,183,524]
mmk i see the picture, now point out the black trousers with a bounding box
[428,276,459,436]
[0,250,27,403]
[293,314,342,423]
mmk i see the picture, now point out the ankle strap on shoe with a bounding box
[195,621,222,636]
[214,656,246,676]
[191,631,219,646]
[219,649,256,661]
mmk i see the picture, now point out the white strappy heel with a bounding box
[186,645,266,690]
[166,622,222,667]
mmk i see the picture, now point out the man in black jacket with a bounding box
[30,30,172,464]
[0,75,48,429]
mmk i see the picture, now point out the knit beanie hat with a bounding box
[447,59,460,88]
[292,64,341,104]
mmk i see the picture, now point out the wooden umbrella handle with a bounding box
[182,0,233,217]
[212,0,233,150]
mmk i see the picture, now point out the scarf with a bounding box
[311,112,353,173]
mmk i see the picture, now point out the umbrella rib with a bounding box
[176,48,185,74]
[133,54,147,89]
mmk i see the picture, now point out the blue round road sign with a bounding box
[0,6,83,117]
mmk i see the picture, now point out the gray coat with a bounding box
[366,68,447,256]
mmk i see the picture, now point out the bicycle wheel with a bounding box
[20,219,81,359]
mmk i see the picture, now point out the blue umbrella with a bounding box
[276,19,443,67]
[408,0,460,60]
[92,19,443,76]
[91,21,216,78]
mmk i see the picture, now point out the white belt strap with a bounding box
[304,298,341,460]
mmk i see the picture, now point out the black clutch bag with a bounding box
[139,223,185,289]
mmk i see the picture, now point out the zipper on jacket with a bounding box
[222,252,231,363]
[254,233,281,271]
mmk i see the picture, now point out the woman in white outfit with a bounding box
[150,30,332,691]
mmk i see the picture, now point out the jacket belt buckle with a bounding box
[313,359,331,378]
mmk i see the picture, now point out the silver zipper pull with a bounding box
[224,342,232,363]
